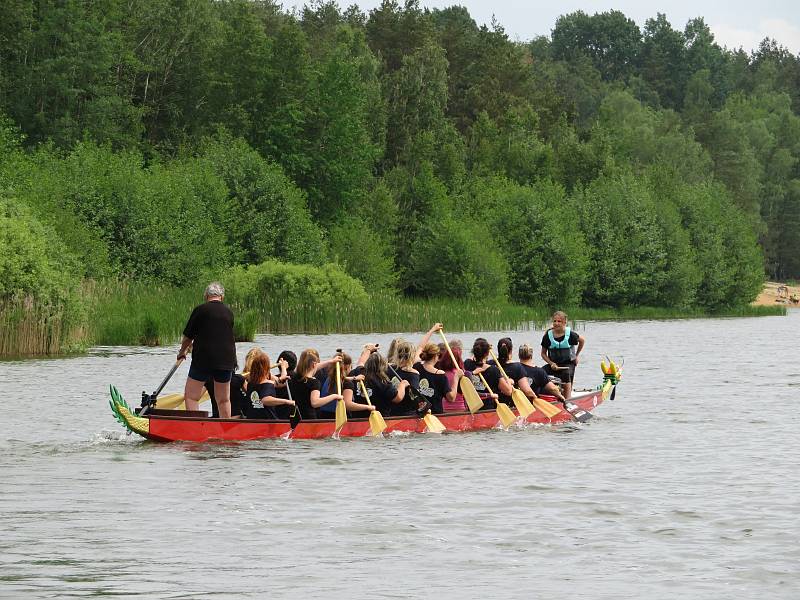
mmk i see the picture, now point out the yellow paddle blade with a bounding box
[511,389,535,418]
[423,411,446,433]
[532,396,562,418]
[156,389,210,410]
[496,402,516,428]
[335,399,347,432]
[369,411,387,436]
[460,376,484,414]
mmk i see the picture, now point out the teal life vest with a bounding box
[547,326,572,364]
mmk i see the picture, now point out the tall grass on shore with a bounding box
[0,280,788,357]
[0,297,87,356]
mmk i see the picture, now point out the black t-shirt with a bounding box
[273,370,293,419]
[518,363,550,395]
[349,366,374,412]
[541,329,580,365]
[289,374,322,420]
[389,366,419,416]
[242,380,279,420]
[183,301,236,370]
[206,373,246,418]
[414,362,450,415]
[489,360,522,405]
[365,376,398,417]
[464,359,500,410]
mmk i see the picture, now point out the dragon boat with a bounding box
[108,364,621,442]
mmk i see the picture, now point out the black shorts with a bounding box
[545,363,574,384]
[188,363,233,384]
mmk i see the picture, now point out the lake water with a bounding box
[1,313,799,599]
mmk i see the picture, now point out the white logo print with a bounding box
[250,390,264,409]
[418,378,434,398]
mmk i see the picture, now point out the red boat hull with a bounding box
[128,386,610,442]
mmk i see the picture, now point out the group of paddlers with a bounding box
[174,283,585,420]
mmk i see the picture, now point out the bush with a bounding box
[224,260,369,311]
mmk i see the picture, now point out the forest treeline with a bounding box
[2,0,798,325]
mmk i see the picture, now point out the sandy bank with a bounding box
[753,281,800,307]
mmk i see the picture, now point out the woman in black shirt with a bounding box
[243,351,295,419]
[288,349,343,419]
[363,352,409,417]
[463,337,506,410]
[517,344,567,404]
[388,341,420,416]
[413,342,459,415]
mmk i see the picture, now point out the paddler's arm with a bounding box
[543,381,566,404]
[357,343,379,367]
[343,387,374,412]
[390,379,410,404]
[517,376,539,401]
[444,369,464,401]
[414,323,442,363]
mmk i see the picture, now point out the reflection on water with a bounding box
[1,314,799,599]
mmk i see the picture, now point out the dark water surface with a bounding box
[2,314,799,599]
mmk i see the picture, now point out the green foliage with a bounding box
[0,197,79,302]
[461,177,589,307]
[224,260,369,313]
[328,216,398,292]
[2,0,797,333]
[198,131,326,265]
[405,210,509,300]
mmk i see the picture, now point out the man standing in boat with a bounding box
[177,282,236,418]
[540,310,585,400]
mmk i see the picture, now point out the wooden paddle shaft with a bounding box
[358,380,374,407]
[439,331,459,366]
[488,348,511,381]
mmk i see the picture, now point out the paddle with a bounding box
[358,379,387,436]
[438,330,483,414]
[488,349,535,419]
[139,358,185,416]
[478,373,515,428]
[387,364,446,433]
[334,361,347,434]
[285,377,302,430]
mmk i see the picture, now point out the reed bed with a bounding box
[0,280,788,357]
[0,297,86,357]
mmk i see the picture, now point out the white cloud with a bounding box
[711,18,800,53]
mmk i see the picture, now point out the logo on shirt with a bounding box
[418,379,434,398]
[250,390,264,409]
[470,373,485,391]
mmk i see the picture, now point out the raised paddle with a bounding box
[478,373,515,428]
[488,348,535,419]
[358,379,387,436]
[387,363,446,433]
[438,330,483,414]
[334,361,347,434]
[139,358,185,416]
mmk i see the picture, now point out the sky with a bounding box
[286,0,800,53]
